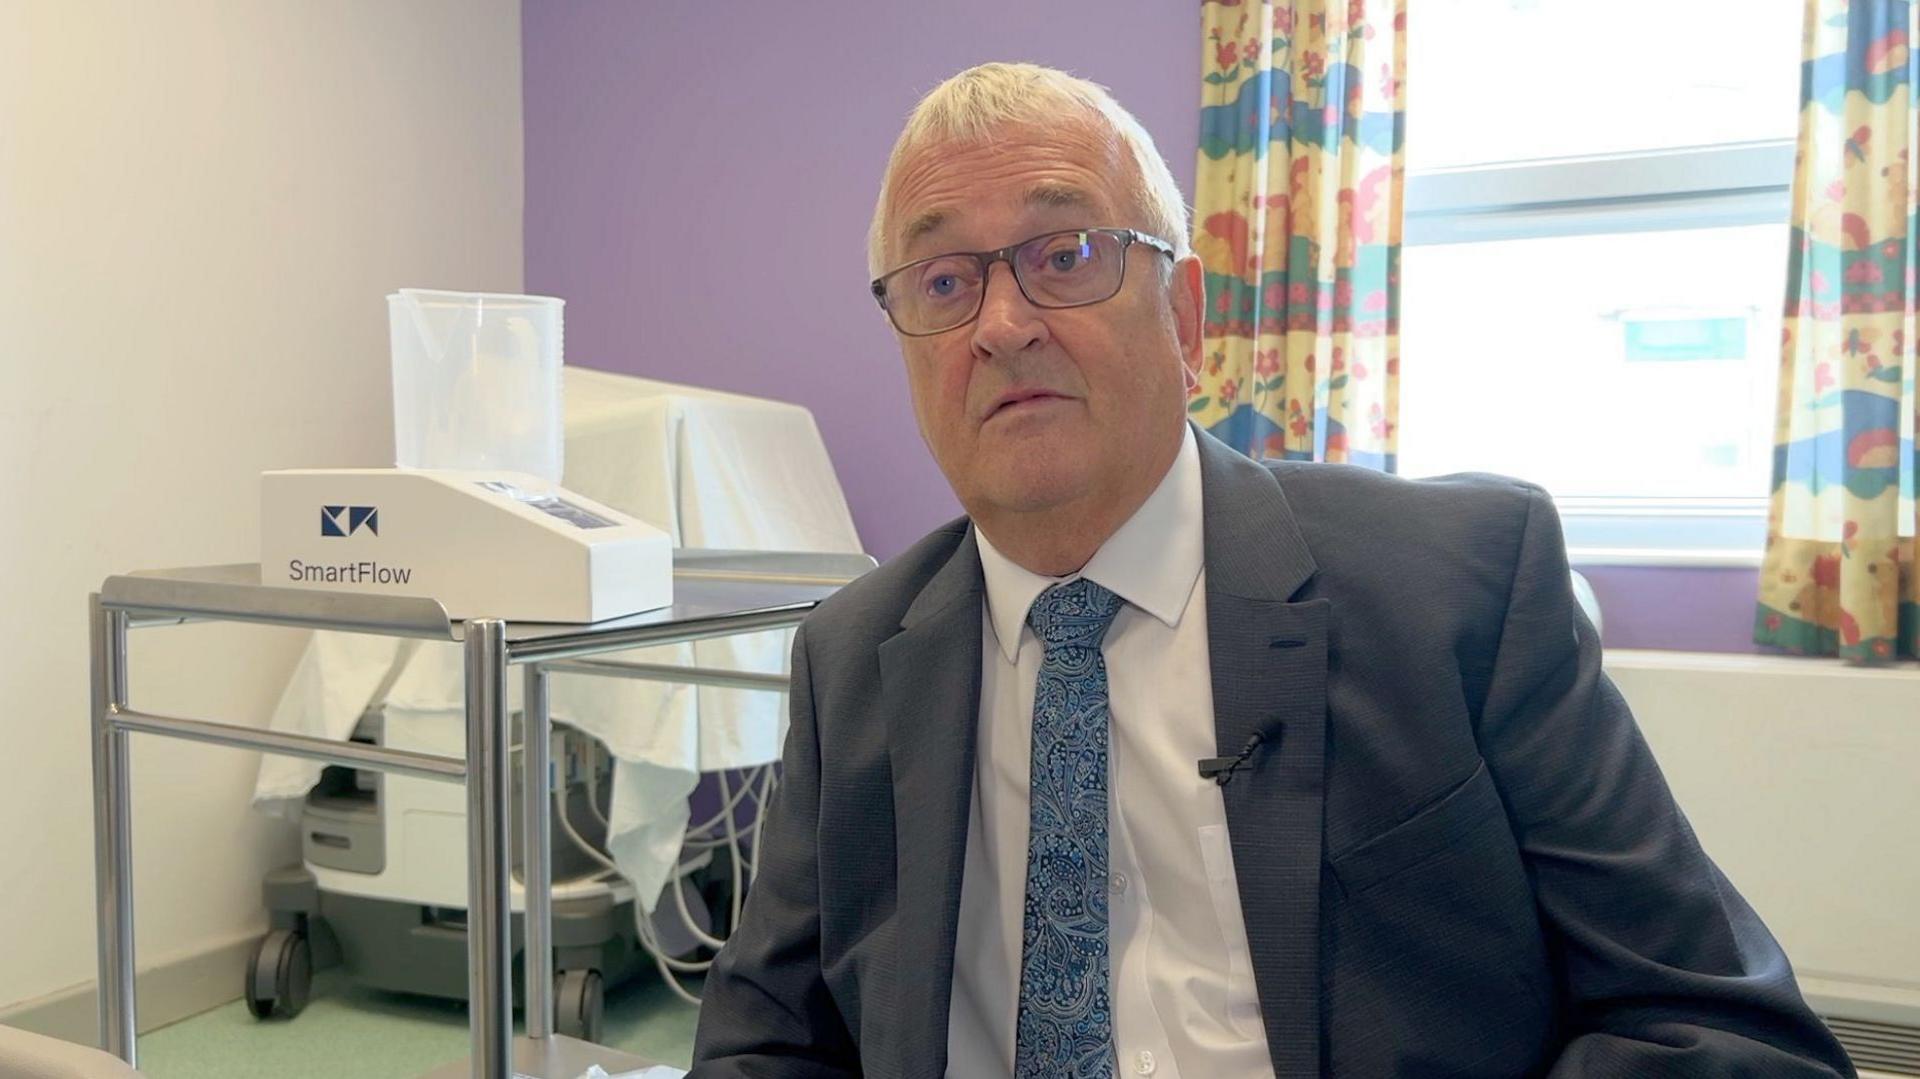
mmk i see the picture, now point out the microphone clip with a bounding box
[1197,732,1268,787]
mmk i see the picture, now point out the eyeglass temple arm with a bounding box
[1129,230,1178,258]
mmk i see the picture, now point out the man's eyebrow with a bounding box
[901,209,951,252]
[897,184,1098,260]
[1023,182,1094,212]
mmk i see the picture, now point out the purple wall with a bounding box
[522,2,1200,563]
[1579,564,1767,654]
[521,5,1763,654]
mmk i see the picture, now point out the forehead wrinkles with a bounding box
[900,181,1097,254]
[886,122,1126,259]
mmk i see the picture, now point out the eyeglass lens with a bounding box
[885,229,1127,334]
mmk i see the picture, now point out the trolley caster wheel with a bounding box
[553,968,605,1043]
[244,929,312,1020]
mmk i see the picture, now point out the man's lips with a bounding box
[986,389,1073,420]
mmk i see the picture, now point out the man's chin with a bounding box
[940,429,1100,515]
[977,461,1095,516]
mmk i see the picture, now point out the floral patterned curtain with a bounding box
[1189,0,1405,469]
[1755,0,1919,663]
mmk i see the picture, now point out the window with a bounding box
[1398,0,1804,565]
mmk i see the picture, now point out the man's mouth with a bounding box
[987,389,1071,420]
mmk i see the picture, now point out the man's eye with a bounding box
[916,261,975,300]
[1049,249,1083,271]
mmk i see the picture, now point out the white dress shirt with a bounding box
[946,426,1276,1078]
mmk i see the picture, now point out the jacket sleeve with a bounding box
[690,623,861,1077]
[1473,483,1854,1078]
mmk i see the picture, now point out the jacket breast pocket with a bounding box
[1329,758,1508,897]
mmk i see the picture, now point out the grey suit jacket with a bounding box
[691,426,1852,1078]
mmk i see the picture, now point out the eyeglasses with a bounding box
[869,227,1177,337]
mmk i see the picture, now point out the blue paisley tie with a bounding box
[1014,578,1124,1078]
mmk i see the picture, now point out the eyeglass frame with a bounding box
[868,226,1179,337]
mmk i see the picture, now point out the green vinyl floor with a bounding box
[133,967,699,1078]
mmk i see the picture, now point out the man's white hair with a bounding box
[867,62,1191,279]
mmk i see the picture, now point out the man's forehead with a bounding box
[884,116,1127,260]
[899,180,1105,254]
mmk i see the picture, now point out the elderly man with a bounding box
[691,63,1851,1078]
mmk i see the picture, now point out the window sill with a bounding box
[1568,547,1763,569]
[1557,497,1767,569]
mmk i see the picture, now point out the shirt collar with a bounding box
[976,424,1204,663]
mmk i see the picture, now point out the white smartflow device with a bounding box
[260,468,673,623]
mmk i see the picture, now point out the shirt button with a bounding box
[1133,1049,1157,1075]
[1109,872,1129,895]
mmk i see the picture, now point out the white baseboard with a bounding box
[0,932,259,1048]
[1802,974,1920,1026]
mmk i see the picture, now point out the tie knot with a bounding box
[1025,578,1124,653]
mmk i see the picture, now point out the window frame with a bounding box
[1402,140,1795,568]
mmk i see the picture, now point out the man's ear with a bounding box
[1170,253,1206,382]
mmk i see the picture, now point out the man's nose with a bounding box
[971,262,1048,359]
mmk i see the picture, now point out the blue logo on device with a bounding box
[321,506,379,537]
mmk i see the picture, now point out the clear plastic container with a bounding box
[388,288,565,484]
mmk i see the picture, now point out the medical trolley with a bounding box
[88,548,872,1078]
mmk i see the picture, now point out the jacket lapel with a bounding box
[879,526,985,1078]
[1197,428,1329,1078]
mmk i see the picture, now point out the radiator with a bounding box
[1605,650,1920,1076]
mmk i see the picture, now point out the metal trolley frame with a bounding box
[88,550,871,1078]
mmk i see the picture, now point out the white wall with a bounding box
[0,0,524,1013]
[1607,651,1920,1019]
